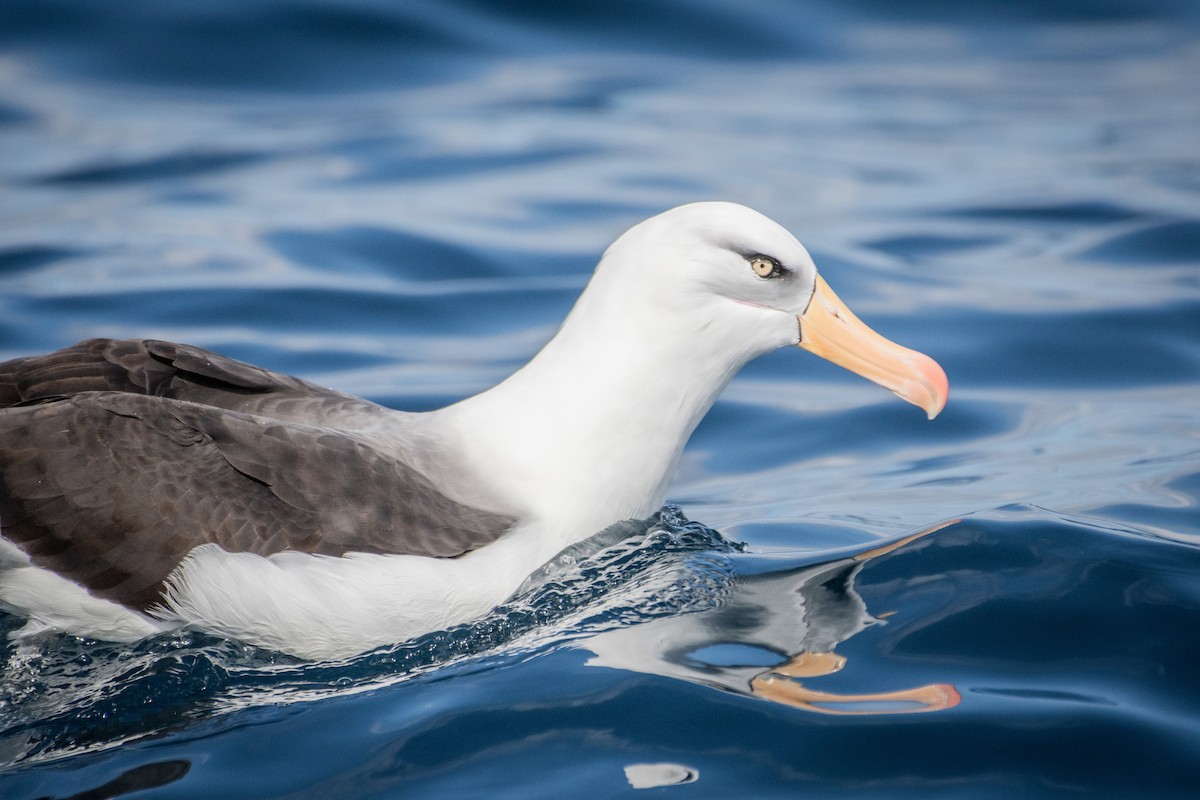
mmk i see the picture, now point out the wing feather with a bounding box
[0,341,516,611]
[0,338,382,424]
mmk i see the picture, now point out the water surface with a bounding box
[1,1,1199,797]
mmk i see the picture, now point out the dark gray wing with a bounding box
[0,338,382,424]
[0,344,516,611]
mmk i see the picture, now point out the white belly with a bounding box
[0,525,554,661]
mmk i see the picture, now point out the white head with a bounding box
[600,201,819,315]
[577,201,947,418]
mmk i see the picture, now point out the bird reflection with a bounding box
[36,759,190,800]
[581,522,960,715]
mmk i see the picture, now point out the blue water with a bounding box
[2,1,1200,797]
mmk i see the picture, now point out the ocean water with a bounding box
[2,1,1199,797]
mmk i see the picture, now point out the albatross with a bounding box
[0,202,947,660]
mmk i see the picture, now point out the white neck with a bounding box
[425,258,797,552]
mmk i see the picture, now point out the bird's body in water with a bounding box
[0,202,947,660]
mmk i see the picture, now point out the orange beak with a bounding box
[798,275,948,419]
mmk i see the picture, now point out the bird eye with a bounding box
[749,255,782,278]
